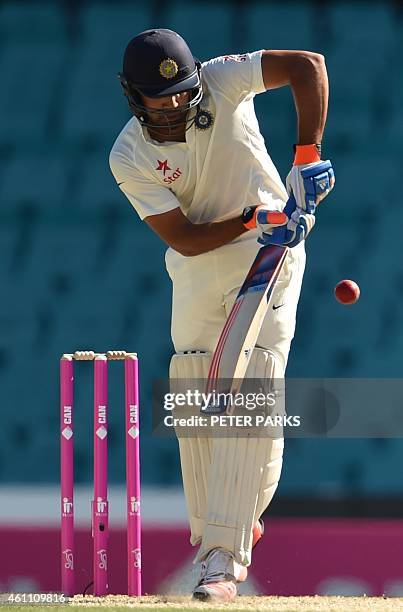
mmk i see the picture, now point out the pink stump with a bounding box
[93,355,109,596]
[60,355,75,596]
[125,354,141,596]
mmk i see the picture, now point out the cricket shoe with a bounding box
[192,548,246,602]
[193,521,264,601]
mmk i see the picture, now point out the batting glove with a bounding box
[286,145,335,213]
[242,198,315,249]
[257,196,315,248]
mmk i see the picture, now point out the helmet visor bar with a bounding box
[118,71,203,129]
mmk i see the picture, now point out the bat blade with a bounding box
[206,244,287,410]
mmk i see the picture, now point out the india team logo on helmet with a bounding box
[159,58,179,79]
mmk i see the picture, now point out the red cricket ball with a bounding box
[334,280,360,305]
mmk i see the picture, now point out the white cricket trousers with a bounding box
[165,233,306,368]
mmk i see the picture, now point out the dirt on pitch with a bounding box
[63,594,403,611]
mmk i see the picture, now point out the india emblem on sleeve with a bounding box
[195,109,214,130]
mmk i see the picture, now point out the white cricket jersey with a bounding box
[109,50,288,223]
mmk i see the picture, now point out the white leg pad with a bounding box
[170,351,213,545]
[196,347,284,566]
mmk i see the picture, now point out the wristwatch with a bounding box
[241,205,258,230]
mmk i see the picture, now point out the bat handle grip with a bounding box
[259,210,288,226]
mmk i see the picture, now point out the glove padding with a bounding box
[257,195,315,248]
[286,159,335,213]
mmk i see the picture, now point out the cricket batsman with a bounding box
[110,28,334,602]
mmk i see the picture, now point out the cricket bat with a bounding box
[205,161,333,413]
[206,243,288,410]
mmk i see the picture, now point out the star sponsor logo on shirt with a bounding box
[156,159,171,176]
[156,159,183,185]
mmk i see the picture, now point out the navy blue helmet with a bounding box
[118,29,203,129]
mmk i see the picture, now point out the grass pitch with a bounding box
[1,595,402,612]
